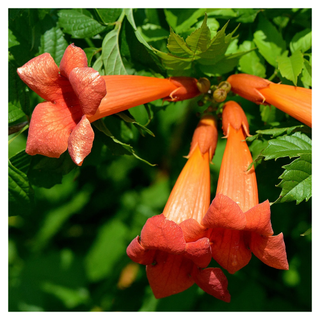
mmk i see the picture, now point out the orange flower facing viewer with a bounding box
[17,44,201,165]
[127,115,230,302]
[227,73,312,127]
[202,101,289,274]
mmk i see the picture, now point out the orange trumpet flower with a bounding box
[227,73,312,127]
[202,101,289,274]
[17,44,201,165]
[127,115,230,302]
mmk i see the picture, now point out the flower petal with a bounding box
[184,238,212,268]
[250,232,289,270]
[202,193,247,230]
[209,228,252,274]
[179,218,208,242]
[146,252,194,299]
[192,267,231,302]
[68,115,94,166]
[140,214,186,254]
[126,236,156,265]
[26,101,81,158]
[69,67,107,116]
[17,53,66,102]
[59,44,88,78]
[244,200,274,236]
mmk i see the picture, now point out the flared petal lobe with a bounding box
[59,43,88,78]
[25,101,82,158]
[146,252,195,299]
[17,53,67,102]
[69,67,107,116]
[250,233,289,270]
[68,115,95,166]
[191,267,231,302]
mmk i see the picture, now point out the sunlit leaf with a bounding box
[277,50,304,86]
[275,153,311,204]
[260,132,311,160]
[253,15,286,67]
[290,29,312,53]
[101,26,127,75]
[38,26,68,65]
[58,9,106,38]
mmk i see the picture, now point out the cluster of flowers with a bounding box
[17,44,312,302]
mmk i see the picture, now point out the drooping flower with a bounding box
[202,101,289,274]
[127,115,230,302]
[227,73,312,127]
[17,44,202,165]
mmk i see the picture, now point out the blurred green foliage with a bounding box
[8,8,311,311]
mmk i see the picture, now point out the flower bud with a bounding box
[213,88,227,103]
[196,77,211,93]
[218,81,231,93]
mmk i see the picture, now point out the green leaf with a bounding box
[247,125,304,142]
[185,14,211,54]
[101,26,127,75]
[261,132,311,161]
[290,29,312,53]
[117,111,155,137]
[167,28,195,57]
[9,160,33,216]
[85,219,129,282]
[28,154,76,188]
[301,58,312,88]
[235,9,261,23]
[253,15,286,67]
[164,9,207,33]
[8,28,19,48]
[83,47,101,67]
[9,150,31,175]
[137,24,169,42]
[94,8,122,24]
[274,153,311,204]
[8,103,26,125]
[277,50,304,86]
[8,60,31,117]
[152,48,194,75]
[238,40,266,77]
[198,22,239,65]
[58,9,106,38]
[38,26,68,65]
[200,50,251,76]
[93,119,156,166]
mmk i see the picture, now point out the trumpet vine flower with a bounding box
[227,73,312,127]
[202,101,289,274]
[127,115,231,302]
[17,44,202,165]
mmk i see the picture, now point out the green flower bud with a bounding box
[218,81,231,93]
[213,88,227,102]
[197,77,211,93]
